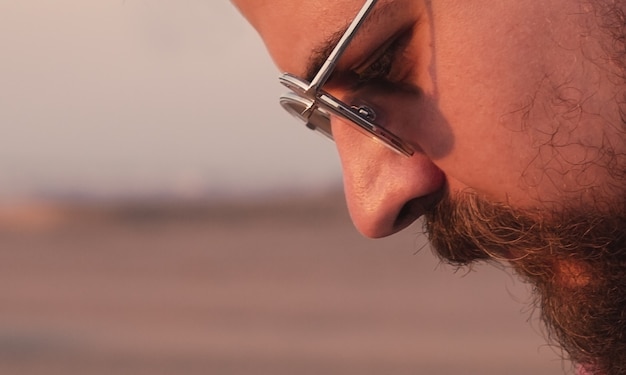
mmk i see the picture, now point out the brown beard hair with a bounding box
[424,191,626,374]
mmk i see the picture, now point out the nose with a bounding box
[332,119,445,238]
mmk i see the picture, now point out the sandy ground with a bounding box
[0,194,572,374]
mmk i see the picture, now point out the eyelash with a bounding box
[356,49,394,83]
[352,30,411,86]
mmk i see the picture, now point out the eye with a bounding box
[353,38,396,82]
[351,28,413,85]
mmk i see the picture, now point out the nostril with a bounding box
[393,199,423,231]
[394,189,445,231]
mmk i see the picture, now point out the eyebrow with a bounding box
[303,1,399,83]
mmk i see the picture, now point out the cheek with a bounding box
[427,1,626,190]
[348,79,546,207]
[417,4,559,204]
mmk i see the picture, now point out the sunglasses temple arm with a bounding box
[305,0,379,95]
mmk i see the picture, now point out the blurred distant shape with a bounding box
[0,192,566,375]
[0,1,342,201]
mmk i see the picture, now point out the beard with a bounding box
[424,191,626,375]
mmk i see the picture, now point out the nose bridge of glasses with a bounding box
[279,74,320,121]
[279,91,334,139]
[301,99,319,118]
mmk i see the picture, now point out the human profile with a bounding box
[230,1,626,374]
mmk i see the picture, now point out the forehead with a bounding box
[231,0,407,75]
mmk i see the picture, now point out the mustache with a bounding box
[422,190,626,374]
[423,190,623,269]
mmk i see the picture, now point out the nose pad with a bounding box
[331,116,445,238]
[351,104,377,122]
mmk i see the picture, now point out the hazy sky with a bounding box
[0,1,342,200]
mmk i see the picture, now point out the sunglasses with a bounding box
[278,0,415,157]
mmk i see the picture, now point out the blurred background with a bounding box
[0,1,570,374]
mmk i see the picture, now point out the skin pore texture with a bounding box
[231,0,626,373]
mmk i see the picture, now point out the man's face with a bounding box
[232,0,626,373]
